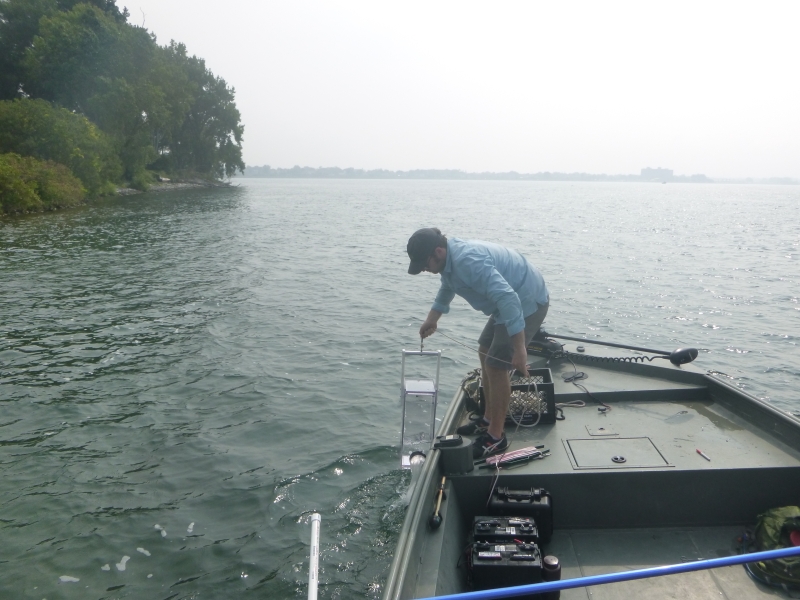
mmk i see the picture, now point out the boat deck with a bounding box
[456,352,800,514]
[548,525,770,600]
[479,383,800,475]
[409,347,800,599]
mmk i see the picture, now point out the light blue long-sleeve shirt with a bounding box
[431,238,549,337]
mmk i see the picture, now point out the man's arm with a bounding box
[419,309,442,339]
[432,282,455,315]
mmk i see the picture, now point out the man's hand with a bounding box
[419,319,438,339]
[419,309,443,339]
[510,331,528,377]
[510,352,528,378]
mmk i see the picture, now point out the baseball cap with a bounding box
[407,228,444,274]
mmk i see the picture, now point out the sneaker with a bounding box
[456,415,489,436]
[472,433,509,459]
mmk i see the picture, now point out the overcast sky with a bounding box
[124,1,799,178]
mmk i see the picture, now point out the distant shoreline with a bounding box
[236,166,798,185]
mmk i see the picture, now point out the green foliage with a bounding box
[56,0,128,22]
[21,4,154,179]
[0,152,85,215]
[129,169,153,191]
[0,0,128,100]
[0,98,120,194]
[23,3,122,108]
[0,0,57,100]
[0,0,244,190]
[157,43,245,179]
[0,157,41,213]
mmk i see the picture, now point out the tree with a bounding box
[151,42,244,179]
[0,0,128,100]
[0,98,120,194]
[1,0,244,186]
[22,4,174,179]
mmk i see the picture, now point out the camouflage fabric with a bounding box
[460,369,483,414]
[753,506,800,585]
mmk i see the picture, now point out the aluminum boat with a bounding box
[383,334,800,599]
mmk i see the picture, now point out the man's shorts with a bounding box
[477,302,549,369]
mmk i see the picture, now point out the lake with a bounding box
[1,179,798,599]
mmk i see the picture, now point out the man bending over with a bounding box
[407,227,549,459]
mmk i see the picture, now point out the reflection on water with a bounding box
[0,180,798,598]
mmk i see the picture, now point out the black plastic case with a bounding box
[473,516,539,544]
[471,541,542,591]
[488,487,553,544]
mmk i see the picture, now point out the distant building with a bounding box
[641,167,673,180]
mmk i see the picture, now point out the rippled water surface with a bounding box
[1,180,798,599]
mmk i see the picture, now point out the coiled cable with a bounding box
[564,349,664,364]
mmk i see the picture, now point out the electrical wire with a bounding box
[422,328,531,503]
[420,328,561,505]
[434,327,549,426]
[433,328,613,413]
[562,351,612,412]
[439,328,587,425]
[564,349,664,364]
[506,379,542,428]
[433,329,519,370]
[435,327,613,415]
[485,401,527,508]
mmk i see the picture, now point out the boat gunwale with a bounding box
[382,385,463,600]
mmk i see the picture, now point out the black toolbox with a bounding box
[488,487,553,544]
[471,541,543,591]
[473,516,539,544]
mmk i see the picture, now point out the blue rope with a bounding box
[416,545,800,600]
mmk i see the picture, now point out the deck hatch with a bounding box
[564,437,672,469]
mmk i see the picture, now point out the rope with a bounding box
[433,329,517,370]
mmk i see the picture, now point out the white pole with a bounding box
[308,513,321,600]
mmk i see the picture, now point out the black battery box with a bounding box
[473,516,539,544]
[471,541,543,591]
[488,487,553,544]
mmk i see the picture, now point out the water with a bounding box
[1,180,798,599]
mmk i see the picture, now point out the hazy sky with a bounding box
[124,1,799,177]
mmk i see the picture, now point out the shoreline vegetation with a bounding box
[116,178,233,196]
[239,165,798,185]
[0,0,244,217]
